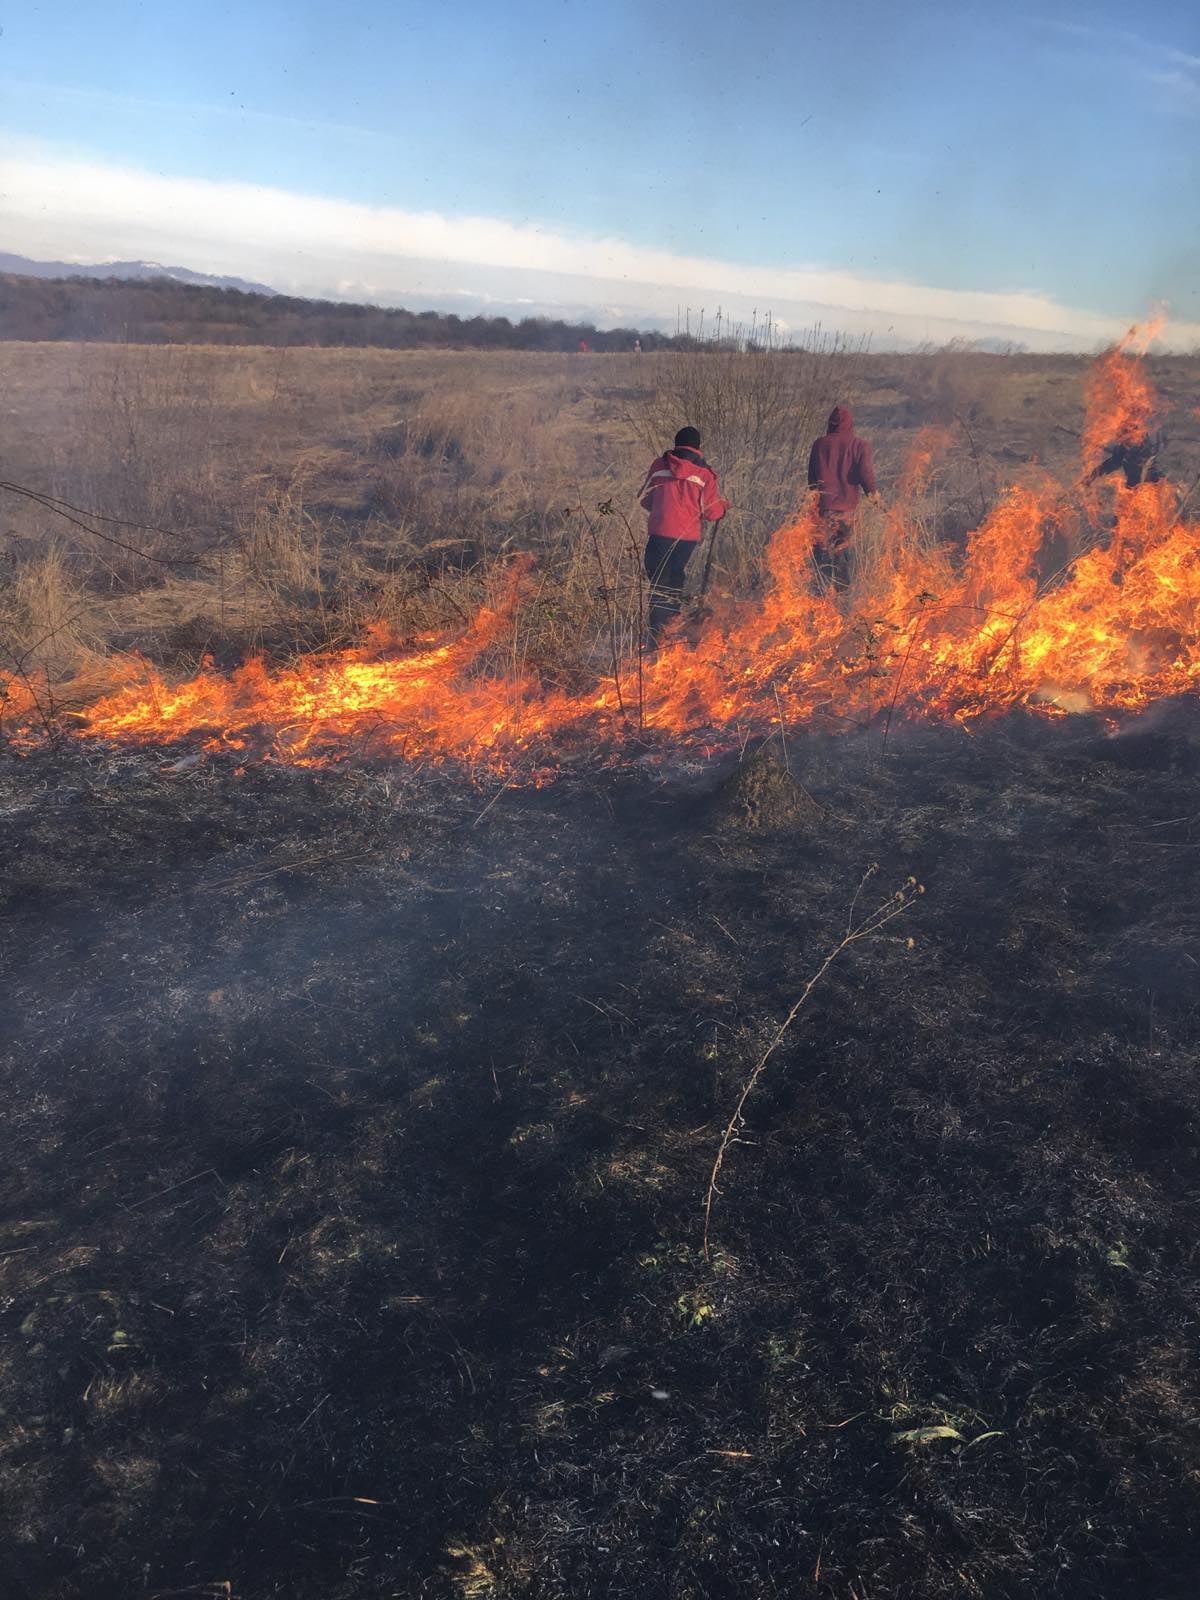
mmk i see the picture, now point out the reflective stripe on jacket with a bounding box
[638,448,729,542]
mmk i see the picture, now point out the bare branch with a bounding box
[703,870,923,1258]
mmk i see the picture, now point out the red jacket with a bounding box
[638,448,729,542]
[808,406,876,520]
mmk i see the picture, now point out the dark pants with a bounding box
[813,520,853,594]
[644,535,696,642]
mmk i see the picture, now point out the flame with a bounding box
[4,334,1198,774]
[1080,314,1164,478]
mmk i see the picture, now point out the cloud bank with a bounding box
[2,143,1195,351]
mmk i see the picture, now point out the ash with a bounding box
[2,705,1200,1599]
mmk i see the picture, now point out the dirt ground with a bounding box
[4,703,1200,1599]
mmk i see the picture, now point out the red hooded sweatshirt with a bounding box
[638,447,729,542]
[808,406,876,521]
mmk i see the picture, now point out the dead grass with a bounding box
[0,547,118,726]
[630,333,870,588]
[0,547,104,671]
[2,340,1199,730]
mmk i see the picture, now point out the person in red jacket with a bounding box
[638,426,729,643]
[807,405,877,591]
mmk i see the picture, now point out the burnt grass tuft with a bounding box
[3,707,1200,1599]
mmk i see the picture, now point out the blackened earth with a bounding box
[2,706,1200,1599]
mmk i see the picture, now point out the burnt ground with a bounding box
[2,709,1200,1600]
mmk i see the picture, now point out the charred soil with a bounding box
[3,711,1200,1598]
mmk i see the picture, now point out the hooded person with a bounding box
[637,427,729,644]
[807,405,877,591]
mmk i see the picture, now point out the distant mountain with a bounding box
[0,253,277,297]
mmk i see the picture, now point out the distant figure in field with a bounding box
[638,426,729,645]
[578,338,590,354]
[1087,430,1166,488]
[633,337,642,354]
[807,405,877,592]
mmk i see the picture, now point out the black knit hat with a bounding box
[673,426,702,449]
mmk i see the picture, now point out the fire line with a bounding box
[3,325,1197,775]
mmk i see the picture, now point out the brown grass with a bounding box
[2,340,1198,729]
[630,331,870,588]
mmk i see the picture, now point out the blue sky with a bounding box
[1,0,1198,346]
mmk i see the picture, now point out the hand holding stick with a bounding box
[699,509,731,598]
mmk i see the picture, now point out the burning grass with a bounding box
[3,326,1197,774]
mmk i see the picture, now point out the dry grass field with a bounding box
[5,339,1196,715]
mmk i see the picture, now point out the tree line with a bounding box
[0,272,674,352]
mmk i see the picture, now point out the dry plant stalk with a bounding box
[630,324,869,593]
[702,866,924,1258]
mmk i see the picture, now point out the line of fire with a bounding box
[2,318,1197,775]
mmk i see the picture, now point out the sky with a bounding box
[1,0,1198,348]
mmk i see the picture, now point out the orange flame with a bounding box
[4,335,1197,774]
[1080,314,1165,478]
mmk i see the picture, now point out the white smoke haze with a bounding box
[3,142,1197,351]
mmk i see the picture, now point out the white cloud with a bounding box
[1038,18,1200,115]
[1,140,1196,351]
